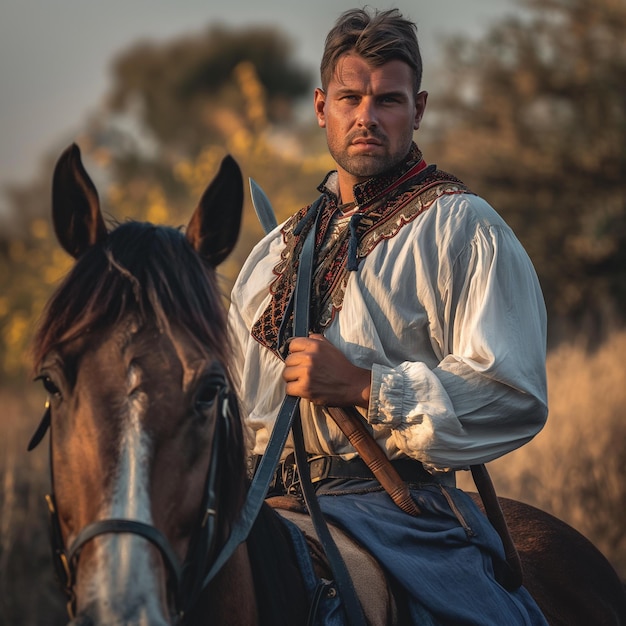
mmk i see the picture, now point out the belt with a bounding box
[257,453,453,498]
[308,455,440,485]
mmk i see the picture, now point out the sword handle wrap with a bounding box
[327,406,421,516]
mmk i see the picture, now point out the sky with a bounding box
[0,0,517,214]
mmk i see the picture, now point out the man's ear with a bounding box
[414,90,428,130]
[314,88,327,128]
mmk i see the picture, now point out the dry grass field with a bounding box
[457,330,626,578]
[1,332,625,624]
[0,388,67,623]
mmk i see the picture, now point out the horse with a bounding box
[29,144,626,625]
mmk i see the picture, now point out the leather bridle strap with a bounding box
[202,394,300,586]
[200,197,324,587]
[68,518,182,593]
[29,366,233,620]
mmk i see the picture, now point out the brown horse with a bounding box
[30,144,626,625]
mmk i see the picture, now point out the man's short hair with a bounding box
[320,8,423,93]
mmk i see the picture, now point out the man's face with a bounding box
[314,54,427,190]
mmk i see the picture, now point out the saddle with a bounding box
[268,495,400,625]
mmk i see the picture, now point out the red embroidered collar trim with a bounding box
[251,146,472,357]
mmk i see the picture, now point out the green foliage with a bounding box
[426,0,626,339]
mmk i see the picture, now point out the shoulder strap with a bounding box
[203,197,367,626]
[201,199,325,587]
[470,464,523,589]
[288,199,367,626]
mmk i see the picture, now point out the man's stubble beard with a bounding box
[328,133,414,179]
[334,152,399,178]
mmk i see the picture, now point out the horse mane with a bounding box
[33,220,230,371]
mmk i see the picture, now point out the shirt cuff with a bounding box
[368,362,406,426]
[367,360,457,429]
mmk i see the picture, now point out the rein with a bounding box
[201,197,367,626]
[28,365,236,622]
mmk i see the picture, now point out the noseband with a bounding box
[28,364,236,622]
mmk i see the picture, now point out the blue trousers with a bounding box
[316,480,549,626]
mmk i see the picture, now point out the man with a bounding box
[229,7,549,625]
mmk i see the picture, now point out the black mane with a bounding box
[33,220,229,370]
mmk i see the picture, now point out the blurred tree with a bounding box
[105,23,312,158]
[0,161,74,381]
[426,0,626,342]
[83,22,325,288]
[0,23,328,384]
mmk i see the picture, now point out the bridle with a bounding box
[28,364,236,623]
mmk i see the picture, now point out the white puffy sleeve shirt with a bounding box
[228,192,548,472]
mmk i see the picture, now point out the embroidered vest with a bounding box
[251,148,472,358]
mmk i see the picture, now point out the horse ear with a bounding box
[186,155,243,267]
[52,144,107,258]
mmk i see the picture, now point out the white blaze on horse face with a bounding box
[112,363,151,520]
[82,361,169,624]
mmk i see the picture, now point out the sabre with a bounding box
[249,178,278,234]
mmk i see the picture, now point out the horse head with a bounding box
[31,144,251,625]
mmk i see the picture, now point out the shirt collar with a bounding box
[318,143,424,208]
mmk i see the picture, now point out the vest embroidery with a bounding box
[251,150,472,358]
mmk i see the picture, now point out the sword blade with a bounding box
[249,178,278,235]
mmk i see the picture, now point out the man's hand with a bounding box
[283,333,371,408]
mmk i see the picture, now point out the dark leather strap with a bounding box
[68,518,182,600]
[27,402,51,451]
[202,197,325,586]
[203,394,300,584]
[471,464,523,589]
[288,204,367,625]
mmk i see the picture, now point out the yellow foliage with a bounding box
[175,146,225,199]
[91,146,112,168]
[30,219,48,240]
[43,250,72,285]
[108,183,124,206]
[145,187,170,224]
[234,61,268,131]
[302,153,336,174]
[8,240,26,263]
[2,312,30,374]
[229,128,254,156]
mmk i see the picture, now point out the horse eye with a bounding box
[195,385,220,413]
[35,375,61,397]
